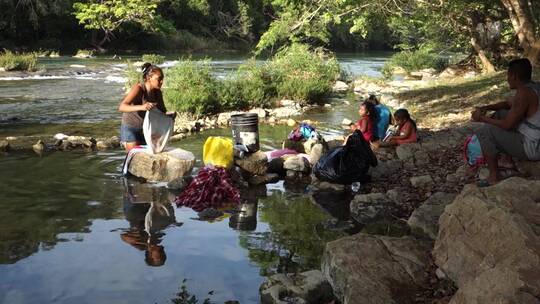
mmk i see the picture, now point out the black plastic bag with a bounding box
[313,130,377,184]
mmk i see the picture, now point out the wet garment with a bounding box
[174,166,240,212]
[394,121,417,145]
[356,117,374,142]
[517,82,540,160]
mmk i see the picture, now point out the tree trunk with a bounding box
[500,0,539,65]
[471,37,497,73]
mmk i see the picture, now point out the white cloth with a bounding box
[122,146,148,175]
[143,108,173,154]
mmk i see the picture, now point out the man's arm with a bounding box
[477,97,512,112]
[473,90,531,130]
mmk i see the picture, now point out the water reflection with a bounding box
[229,202,258,231]
[121,179,181,267]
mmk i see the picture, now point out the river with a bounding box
[0,52,390,304]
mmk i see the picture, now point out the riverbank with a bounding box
[258,72,540,303]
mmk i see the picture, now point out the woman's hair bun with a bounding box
[141,62,152,75]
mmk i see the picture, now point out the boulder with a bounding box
[350,193,397,225]
[395,143,421,161]
[433,177,540,304]
[235,151,268,176]
[323,234,431,304]
[283,155,311,173]
[410,175,434,189]
[369,160,402,181]
[96,136,120,150]
[407,192,457,239]
[332,81,349,92]
[271,107,302,118]
[248,108,268,118]
[128,148,195,182]
[32,140,45,153]
[311,177,345,192]
[260,270,334,304]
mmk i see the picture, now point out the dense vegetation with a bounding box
[124,44,341,115]
[0,0,539,72]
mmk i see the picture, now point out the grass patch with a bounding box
[0,50,38,71]
[382,49,448,79]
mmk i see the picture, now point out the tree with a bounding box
[499,0,540,65]
[73,0,164,51]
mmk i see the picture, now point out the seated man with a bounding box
[472,58,540,185]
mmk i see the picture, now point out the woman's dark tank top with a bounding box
[121,83,166,128]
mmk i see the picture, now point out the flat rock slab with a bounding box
[323,233,431,304]
[128,148,195,182]
[434,177,540,304]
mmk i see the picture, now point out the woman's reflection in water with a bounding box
[121,178,181,266]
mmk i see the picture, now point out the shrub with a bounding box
[381,48,449,79]
[269,44,340,103]
[123,60,142,91]
[0,50,38,71]
[164,58,219,115]
[141,53,165,65]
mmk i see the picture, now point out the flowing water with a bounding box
[0,52,390,304]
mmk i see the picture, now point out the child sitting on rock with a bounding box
[350,101,378,142]
[381,109,417,146]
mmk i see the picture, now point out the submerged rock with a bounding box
[434,177,540,303]
[323,234,431,304]
[197,208,223,220]
[128,148,195,182]
[407,192,456,239]
[167,175,193,191]
[350,193,397,225]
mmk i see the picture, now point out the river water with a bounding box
[0,52,390,304]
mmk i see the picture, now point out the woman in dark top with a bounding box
[118,62,170,152]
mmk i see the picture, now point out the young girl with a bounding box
[118,63,172,152]
[350,101,378,142]
[383,109,417,145]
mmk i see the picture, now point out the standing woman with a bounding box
[118,63,169,152]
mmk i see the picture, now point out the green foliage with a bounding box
[164,58,219,115]
[0,50,38,71]
[381,48,448,79]
[74,49,95,58]
[123,61,141,91]
[270,44,340,102]
[218,59,276,110]
[141,54,166,65]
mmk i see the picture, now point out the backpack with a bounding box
[463,134,486,168]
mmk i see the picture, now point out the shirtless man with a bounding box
[472,58,540,185]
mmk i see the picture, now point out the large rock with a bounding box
[395,143,421,161]
[350,193,397,225]
[235,151,268,176]
[260,270,334,304]
[283,155,310,173]
[270,107,301,118]
[433,177,540,304]
[332,81,349,92]
[128,148,195,182]
[323,234,431,304]
[0,140,9,152]
[407,192,456,239]
[369,160,402,181]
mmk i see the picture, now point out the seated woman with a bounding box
[381,109,417,146]
[366,95,393,141]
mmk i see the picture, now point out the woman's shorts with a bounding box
[120,125,146,144]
